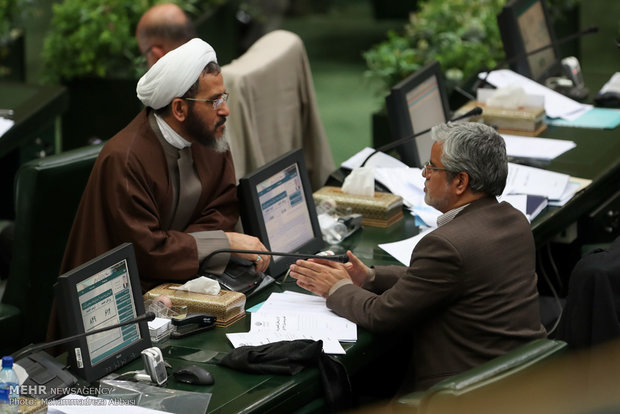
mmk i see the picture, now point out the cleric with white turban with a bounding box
[136,38,217,109]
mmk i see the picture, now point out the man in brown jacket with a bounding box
[290,122,546,393]
[61,38,269,291]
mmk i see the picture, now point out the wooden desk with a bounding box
[0,82,68,158]
[530,123,620,246]
[0,82,68,218]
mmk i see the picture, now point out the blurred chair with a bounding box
[555,236,620,349]
[394,338,567,414]
[222,29,335,190]
[0,144,103,355]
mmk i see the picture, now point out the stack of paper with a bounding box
[226,291,357,354]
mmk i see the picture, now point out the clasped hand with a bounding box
[225,232,270,273]
[288,250,370,298]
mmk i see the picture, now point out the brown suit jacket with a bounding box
[327,196,546,391]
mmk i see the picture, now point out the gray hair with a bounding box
[431,122,507,195]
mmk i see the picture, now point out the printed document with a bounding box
[227,291,356,354]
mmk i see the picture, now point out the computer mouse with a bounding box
[595,91,620,108]
[173,365,214,385]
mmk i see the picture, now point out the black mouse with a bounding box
[173,365,214,385]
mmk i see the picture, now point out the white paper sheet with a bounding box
[377,227,435,266]
[504,162,570,200]
[226,332,346,354]
[374,167,426,208]
[341,147,409,170]
[0,117,14,137]
[502,134,576,160]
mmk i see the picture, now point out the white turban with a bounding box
[136,38,217,109]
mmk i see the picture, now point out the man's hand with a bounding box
[289,256,353,298]
[342,250,373,287]
[225,232,270,273]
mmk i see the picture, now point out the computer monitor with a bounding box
[385,60,451,168]
[54,243,151,383]
[238,149,324,278]
[497,0,560,82]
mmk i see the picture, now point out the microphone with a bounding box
[476,25,599,90]
[359,106,483,167]
[12,312,156,362]
[203,249,350,264]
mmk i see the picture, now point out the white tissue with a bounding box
[486,85,527,109]
[341,167,375,196]
[171,276,220,295]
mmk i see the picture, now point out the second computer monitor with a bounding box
[237,149,325,278]
[385,60,451,168]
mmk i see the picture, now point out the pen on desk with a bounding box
[0,109,14,117]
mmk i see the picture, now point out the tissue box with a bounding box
[457,101,546,136]
[313,186,403,227]
[143,284,246,327]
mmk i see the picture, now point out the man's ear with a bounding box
[453,171,470,195]
[170,98,188,122]
[150,45,165,62]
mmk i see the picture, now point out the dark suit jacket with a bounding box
[327,196,546,391]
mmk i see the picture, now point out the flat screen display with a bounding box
[256,163,314,261]
[385,60,451,168]
[238,149,324,277]
[498,0,560,82]
[517,0,556,80]
[76,258,140,366]
[405,75,447,168]
[54,243,151,382]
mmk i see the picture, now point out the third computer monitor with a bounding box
[497,0,561,82]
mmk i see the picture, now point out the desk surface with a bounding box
[0,82,68,158]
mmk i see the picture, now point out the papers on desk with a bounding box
[226,291,357,355]
[340,146,587,226]
[0,117,14,138]
[504,162,570,201]
[480,69,589,120]
[501,134,576,160]
[341,147,409,170]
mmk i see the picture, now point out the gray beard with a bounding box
[212,130,230,153]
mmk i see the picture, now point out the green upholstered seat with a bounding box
[0,144,103,355]
[394,338,567,414]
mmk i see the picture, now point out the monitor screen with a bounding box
[385,60,451,168]
[498,0,560,81]
[54,243,151,382]
[238,149,324,278]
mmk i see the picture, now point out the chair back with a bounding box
[395,338,567,414]
[222,29,334,190]
[555,236,620,348]
[0,144,103,353]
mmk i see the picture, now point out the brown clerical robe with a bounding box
[61,109,239,291]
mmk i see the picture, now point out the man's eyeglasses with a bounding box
[184,92,229,110]
[423,161,451,174]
